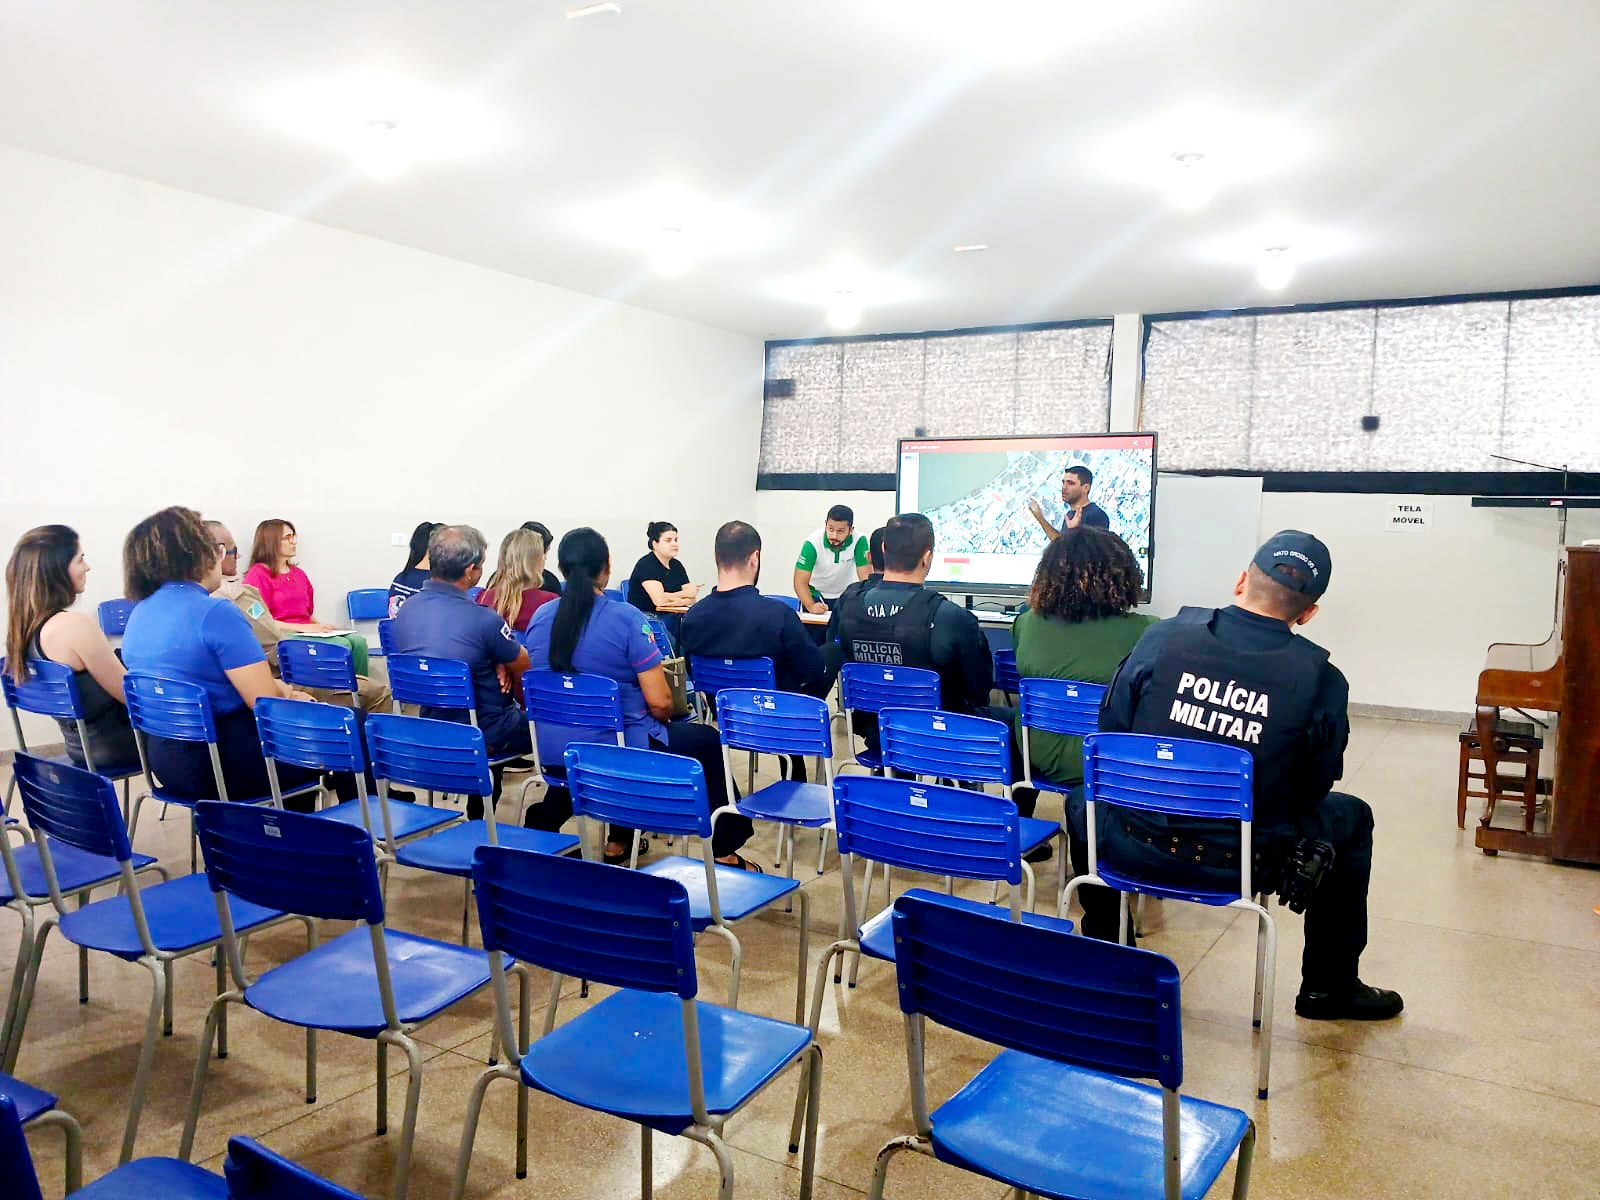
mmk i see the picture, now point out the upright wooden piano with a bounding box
[1474,545,1600,862]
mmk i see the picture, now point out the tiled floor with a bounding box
[5,717,1599,1199]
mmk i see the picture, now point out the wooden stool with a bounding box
[1458,717,1542,830]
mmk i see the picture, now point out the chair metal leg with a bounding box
[27,1109,83,1196]
[867,1136,920,1200]
[216,952,230,1058]
[387,1033,426,1200]
[376,1039,388,1134]
[180,991,241,1160]
[1254,910,1278,1100]
[773,821,785,869]
[1233,1120,1257,1198]
[76,892,90,1003]
[119,957,166,1163]
[4,914,54,1073]
[461,877,472,944]
[792,942,849,1151]
[447,1063,520,1200]
[641,1124,653,1200]
[682,1126,736,1200]
[0,905,35,1068]
[816,826,829,875]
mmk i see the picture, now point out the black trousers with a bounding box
[523,720,754,859]
[146,706,356,814]
[1067,788,1375,993]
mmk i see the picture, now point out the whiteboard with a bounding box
[1145,474,1263,616]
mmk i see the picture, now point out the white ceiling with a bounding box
[3,0,1597,339]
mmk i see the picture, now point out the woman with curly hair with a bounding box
[1012,525,1153,793]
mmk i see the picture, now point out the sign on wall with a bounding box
[1383,501,1433,531]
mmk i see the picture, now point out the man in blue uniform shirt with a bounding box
[1070,530,1403,1021]
[390,524,531,819]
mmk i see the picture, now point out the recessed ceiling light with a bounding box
[953,244,990,254]
[567,2,621,18]
[1257,246,1293,290]
[1168,150,1214,209]
[827,290,862,330]
[269,73,495,177]
[651,227,693,276]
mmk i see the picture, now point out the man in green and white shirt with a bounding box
[793,504,871,614]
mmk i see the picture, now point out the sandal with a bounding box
[603,835,650,866]
[720,854,764,873]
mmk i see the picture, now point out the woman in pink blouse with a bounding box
[242,519,370,675]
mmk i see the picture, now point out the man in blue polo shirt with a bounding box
[390,523,531,819]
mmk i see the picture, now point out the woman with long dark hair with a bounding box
[522,528,756,868]
[390,520,442,615]
[4,525,138,769]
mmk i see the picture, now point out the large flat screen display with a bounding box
[896,432,1157,595]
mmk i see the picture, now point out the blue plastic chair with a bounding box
[837,663,940,773]
[449,847,823,1200]
[368,713,579,941]
[1,1072,84,1196]
[642,615,676,658]
[565,742,808,1014]
[376,617,398,658]
[178,803,499,1200]
[992,647,1021,699]
[870,894,1256,1200]
[715,689,836,880]
[1017,676,1106,794]
[0,754,301,1162]
[521,668,629,837]
[768,594,804,612]
[1,1088,369,1200]
[277,639,358,695]
[97,598,133,640]
[688,656,775,789]
[255,697,460,862]
[605,585,630,605]
[386,653,524,764]
[1062,732,1278,1099]
[122,673,319,871]
[346,588,391,658]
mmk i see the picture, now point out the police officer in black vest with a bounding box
[1069,530,1403,1021]
[836,513,993,754]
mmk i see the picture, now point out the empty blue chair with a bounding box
[178,803,498,1200]
[565,742,808,1013]
[1062,732,1277,1099]
[369,713,579,940]
[837,663,940,773]
[869,894,1256,1200]
[1,657,145,819]
[992,647,1021,699]
[689,656,775,790]
[386,653,523,762]
[715,689,836,879]
[1018,676,1106,793]
[1,754,300,1162]
[256,698,460,861]
[346,588,391,657]
[97,598,134,640]
[277,638,358,695]
[449,848,823,1200]
[522,669,629,843]
[1,1072,83,1196]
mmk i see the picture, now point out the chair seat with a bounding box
[0,1070,57,1124]
[392,821,580,877]
[929,1048,1250,1200]
[639,855,800,928]
[72,1158,228,1199]
[735,780,833,827]
[0,840,156,903]
[314,797,461,843]
[1019,817,1059,853]
[853,748,883,771]
[856,888,1074,963]
[58,875,287,961]
[520,989,810,1136]
[1097,863,1245,907]
[148,785,306,811]
[244,927,492,1036]
[1026,772,1078,796]
[18,751,143,783]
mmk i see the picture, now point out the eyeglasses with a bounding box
[215,543,238,555]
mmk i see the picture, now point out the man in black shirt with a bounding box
[835,513,993,752]
[1070,530,1402,1021]
[1029,464,1110,538]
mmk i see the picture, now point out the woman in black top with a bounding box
[388,521,441,616]
[627,521,699,635]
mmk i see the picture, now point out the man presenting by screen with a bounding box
[794,504,871,615]
[1028,465,1110,539]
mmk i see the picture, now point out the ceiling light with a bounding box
[269,72,495,176]
[566,1,621,18]
[356,118,407,178]
[953,243,990,253]
[1167,150,1214,210]
[1257,246,1293,290]
[650,227,693,276]
[826,291,862,330]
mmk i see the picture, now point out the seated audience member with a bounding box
[524,527,756,868]
[4,525,138,770]
[794,504,870,615]
[1071,530,1402,1021]
[627,521,699,634]
[479,528,558,633]
[835,512,993,752]
[520,521,564,595]
[388,520,442,616]
[204,521,392,716]
[389,524,531,820]
[679,520,826,779]
[119,507,348,810]
[241,519,371,676]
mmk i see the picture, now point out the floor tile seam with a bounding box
[1369,911,1600,956]
[1181,1010,1600,1111]
[1178,917,1239,982]
[713,1123,871,1196]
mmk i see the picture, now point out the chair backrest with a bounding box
[523,670,624,732]
[1083,732,1254,822]
[364,713,495,796]
[386,654,475,714]
[223,1135,367,1200]
[0,1093,47,1200]
[688,655,775,699]
[768,594,804,612]
[643,616,675,657]
[278,639,358,694]
[0,657,83,721]
[891,892,1183,1089]
[345,588,390,622]
[255,696,365,775]
[832,774,1021,884]
[376,618,397,658]
[123,673,218,744]
[605,586,630,605]
[838,662,940,714]
[474,846,697,996]
[11,752,131,863]
[564,741,712,839]
[879,707,1012,786]
[98,598,134,637]
[195,801,385,924]
[993,648,1021,692]
[715,688,833,758]
[1019,677,1106,737]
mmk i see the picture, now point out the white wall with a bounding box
[0,145,763,748]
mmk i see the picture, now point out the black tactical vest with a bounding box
[838,583,943,671]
